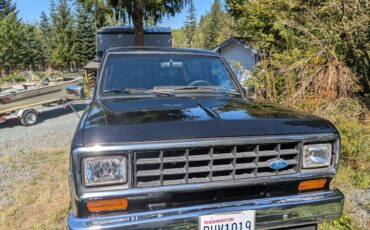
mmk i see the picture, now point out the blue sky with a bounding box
[14,0,221,29]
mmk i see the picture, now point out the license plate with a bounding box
[199,210,255,230]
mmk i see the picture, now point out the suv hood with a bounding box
[80,97,336,146]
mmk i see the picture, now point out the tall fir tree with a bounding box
[0,12,23,73]
[75,3,96,67]
[0,0,22,75]
[183,0,196,48]
[76,0,115,30]
[39,12,52,68]
[21,24,43,70]
[0,0,17,19]
[51,0,76,70]
[203,0,224,50]
[80,0,188,46]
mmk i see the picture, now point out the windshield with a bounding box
[101,54,238,95]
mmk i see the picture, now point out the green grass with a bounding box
[321,214,357,230]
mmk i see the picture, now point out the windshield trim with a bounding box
[96,52,246,100]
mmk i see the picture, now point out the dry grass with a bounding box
[320,165,370,230]
[320,115,370,230]
[0,151,69,230]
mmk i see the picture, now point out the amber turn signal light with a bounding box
[87,198,128,212]
[298,179,327,192]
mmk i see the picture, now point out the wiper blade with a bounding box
[216,90,242,96]
[103,88,176,98]
[102,88,145,94]
[171,86,218,91]
[171,86,241,96]
[149,91,175,97]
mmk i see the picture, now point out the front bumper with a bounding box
[68,189,343,230]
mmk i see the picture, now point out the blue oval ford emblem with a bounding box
[269,160,289,170]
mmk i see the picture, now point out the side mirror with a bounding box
[243,84,256,98]
[66,85,84,100]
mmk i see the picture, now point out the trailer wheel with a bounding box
[20,109,38,126]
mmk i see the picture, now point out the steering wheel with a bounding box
[188,80,212,86]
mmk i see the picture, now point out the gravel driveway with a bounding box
[0,102,87,156]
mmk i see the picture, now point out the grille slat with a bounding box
[258,150,279,157]
[163,156,186,163]
[235,163,257,169]
[236,152,257,158]
[213,153,234,159]
[280,149,299,155]
[212,165,234,171]
[136,158,161,165]
[134,142,300,187]
[136,170,161,177]
[188,155,211,161]
[188,166,210,173]
[163,168,187,175]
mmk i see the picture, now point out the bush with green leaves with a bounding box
[2,72,26,83]
[34,71,46,79]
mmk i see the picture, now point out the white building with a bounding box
[213,37,259,83]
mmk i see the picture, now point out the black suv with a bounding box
[68,47,343,230]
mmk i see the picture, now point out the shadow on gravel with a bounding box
[0,103,87,128]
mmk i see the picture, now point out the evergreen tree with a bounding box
[194,15,207,48]
[76,0,115,30]
[172,29,187,48]
[21,24,43,70]
[0,0,17,19]
[39,12,52,68]
[50,0,57,26]
[75,3,96,66]
[0,12,23,73]
[203,0,224,50]
[80,0,189,46]
[49,0,58,65]
[51,0,76,70]
[183,0,196,48]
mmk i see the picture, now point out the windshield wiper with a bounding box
[170,86,241,96]
[171,86,219,91]
[216,90,242,96]
[148,90,175,97]
[103,88,176,98]
[102,88,145,94]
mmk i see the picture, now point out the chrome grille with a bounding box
[134,142,300,187]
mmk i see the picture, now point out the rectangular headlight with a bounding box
[83,156,127,186]
[303,143,332,168]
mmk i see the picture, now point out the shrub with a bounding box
[34,71,46,79]
[2,73,27,83]
[51,70,64,78]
